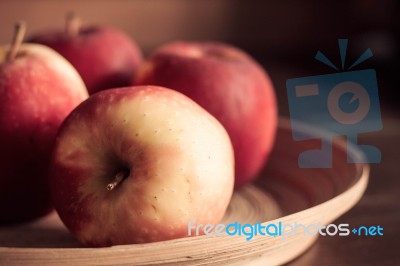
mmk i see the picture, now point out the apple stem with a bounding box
[107,170,128,191]
[6,21,26,62]
[65,12,81,37]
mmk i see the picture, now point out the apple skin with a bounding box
[49,85,234,247]
[29,26,143,94]
[134,42,277,188]
[0,44,88,224]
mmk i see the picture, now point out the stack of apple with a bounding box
[0,17,277,247]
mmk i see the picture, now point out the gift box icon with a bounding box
[286,39,382,168]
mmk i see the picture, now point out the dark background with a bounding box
[1,1,399,265]
[228,0,399,116]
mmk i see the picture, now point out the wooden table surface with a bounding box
[264,58,400,265]
[285,108,400,265]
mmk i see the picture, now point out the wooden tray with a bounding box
[0,118,369,266]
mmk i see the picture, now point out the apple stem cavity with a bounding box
[65,12,81,38]
[107,169,129,191]
[6,21,26,62]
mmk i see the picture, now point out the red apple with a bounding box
[49,85,234,246]
[0,22,88,224]
[134,41,277,188]
[29,14,143,94]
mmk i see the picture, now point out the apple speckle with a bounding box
[49,86,234,246]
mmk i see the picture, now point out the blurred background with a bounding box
[0,1,399,265]
[0,0,398,114]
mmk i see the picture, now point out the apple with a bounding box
[49,85,234,246]
[0,22,88,224]
[29,14,143,95]
[134,41,277,188]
